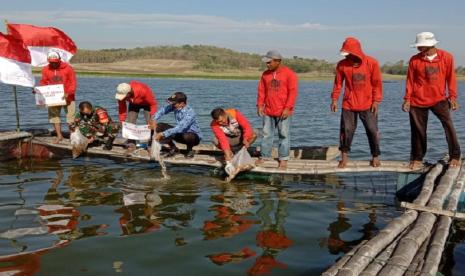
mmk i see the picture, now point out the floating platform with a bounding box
[21,134,424,175]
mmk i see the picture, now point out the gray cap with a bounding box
[262,50,283,62]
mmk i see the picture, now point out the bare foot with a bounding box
[449,158,461,168]
[338,152,349,168]
[52,136,63,144]
[408,160,423,170]
[370,156,381,167]
[278,160,288,170]
[255,158,265,166]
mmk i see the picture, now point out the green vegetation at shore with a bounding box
[68,45,464,80]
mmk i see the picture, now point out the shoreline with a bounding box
[33,69,465,81]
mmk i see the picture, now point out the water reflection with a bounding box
[319,201,378,255]
[249,190,292,275]
[0,159,409,275]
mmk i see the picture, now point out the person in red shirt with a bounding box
[115,80,158,149]
[210,108,257,161]
[39,51,77,144]
[256,50,298,169]
[402,32,461,169]
[331,37,383,168]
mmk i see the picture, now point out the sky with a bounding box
[1,0,465,65]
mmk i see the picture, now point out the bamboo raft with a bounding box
[323,160,465,276]
[25,135,425,175]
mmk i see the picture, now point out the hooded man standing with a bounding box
[402,32,461,169]
[331,37,383,168]
[256,50,298,169]
[40,51,77,144]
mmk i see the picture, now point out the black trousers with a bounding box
[156,123,200,151]
[409,100,461,161]
[340,108,381,156]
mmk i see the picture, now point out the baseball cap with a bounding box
[115,83,132,101]
[47,51,61,62]
[167,92,187,104]
[262,50,283,63]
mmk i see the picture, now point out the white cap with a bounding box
[115,83,132,101]
[340,51,350,56]
[410,32,439,48]
[47,51,61,61]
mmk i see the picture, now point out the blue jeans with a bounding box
[261,116,291,161]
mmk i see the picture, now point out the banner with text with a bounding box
[122,122,151,141]
[34,84,66,107]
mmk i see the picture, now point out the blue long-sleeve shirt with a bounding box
[154,104,203,139]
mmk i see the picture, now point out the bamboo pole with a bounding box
[413,163,445,205]
[378,165,459,276]
[420,165,463,275]
[12,85,20,132]
[322,240,367,276]
[404,232,432,276]
[400,202,465,219]
[331,164,444,276]
[360,229,409,276]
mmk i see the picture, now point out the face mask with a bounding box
[80,112,92,120]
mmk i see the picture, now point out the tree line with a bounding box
[71,45,464,75]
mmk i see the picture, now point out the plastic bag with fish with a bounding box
[150,134,170,179]
[225,147,255,182]
[70,130,88,158]
[150,136,162,161]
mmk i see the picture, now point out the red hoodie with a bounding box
[404,49,457,107]
[40,61,77,103]
[331,37,383,111]
[118,80,158,122]
[257,65,298,117]
[211,109,253,152]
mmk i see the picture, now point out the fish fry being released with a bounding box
[150,134,170,179]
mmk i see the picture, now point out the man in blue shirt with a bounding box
[150,92,202,158]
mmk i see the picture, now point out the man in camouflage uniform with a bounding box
[70,101,120,150]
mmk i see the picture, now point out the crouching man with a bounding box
[150,92,203,158]
[210,107,257,161]
[70,101,120,150]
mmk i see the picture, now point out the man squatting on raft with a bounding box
[402,32,461,169]
[69,101,120,150]
[331,37,383,168]
[210,107,258,161]
[149,92,203,159]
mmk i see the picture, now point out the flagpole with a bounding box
[4,19,21,132]
[12,85,20,132]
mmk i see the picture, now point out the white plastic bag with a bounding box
[70,130,88,158]
[225,147,255,182]
[150,135,170,179]
[150,137,162,161]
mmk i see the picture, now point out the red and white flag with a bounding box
[0,33,35,87]
[7,23,77,67]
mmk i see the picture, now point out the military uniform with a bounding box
[70,106,120,144]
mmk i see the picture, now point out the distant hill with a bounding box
[71,45,465,79]
[72,45,335,74]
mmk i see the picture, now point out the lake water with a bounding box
[0,77,464,275]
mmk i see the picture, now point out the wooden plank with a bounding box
[31,136,422,175]
[400,202,465,220]
[0,131,31,141]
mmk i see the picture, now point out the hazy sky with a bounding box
[2,0,465,65]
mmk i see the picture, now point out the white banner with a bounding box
[34,84,67,107]
[0,56,35,87]
[28,46,74,67]
[122,122,151,141]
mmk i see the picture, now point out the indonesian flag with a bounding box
[7,23,77,67]
[0,33,35,87]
